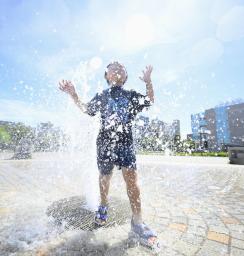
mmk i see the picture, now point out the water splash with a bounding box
[0,60,102,254]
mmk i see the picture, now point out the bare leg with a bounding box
[122,168,142,224]
[99,173,112,206]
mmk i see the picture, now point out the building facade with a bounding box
[134,116,181,151]
[191,102,244,150]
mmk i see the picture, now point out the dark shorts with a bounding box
[96,139,137,175]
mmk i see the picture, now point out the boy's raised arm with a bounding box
[58,80,87,113]
[139,65,154,104]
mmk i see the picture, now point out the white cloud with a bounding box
[123,14,155,51]
[1,0,244,138]
[159,0,212,40]
[0,99,64,126]
[1,0,235,81]
[36,46,93,79]
[87,0,214,54]
[216,5,244,42]
[210,0,234,23]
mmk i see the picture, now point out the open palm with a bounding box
[139,65,153,84]
[59,80,76,96]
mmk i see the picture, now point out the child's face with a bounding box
[106,63,127,86]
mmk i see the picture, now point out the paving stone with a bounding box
[171,216,188,225]
[189,215,204,221]
[222,217,240,225]
[187,225,207,236]
[163,247,183,256]
[188,219,206,228]
[207,231,230,245]
[181,232,204,246]
[156,210,171,219]
[205,218,224,226]
[0,207,10,215]
[158,217,170,226]
[173,239,199,256]
[196,240,229,256]
[2,155,244,255]
[159,229,182,247]
[169,223,187,232]
[230,247,244,256]
[209,225,230,235]
[231,231,244,240]
[232,238,244,250]
[183,208,198,215]
[227,224,244,232]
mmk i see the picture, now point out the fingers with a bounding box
[139,65,153,83]
[142,65,153,75]
[59,80,66,90]
[59,81,65,91]
[145,65,153,73]
[58,79,72,92]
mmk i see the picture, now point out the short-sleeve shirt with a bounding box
[86,86,151,146]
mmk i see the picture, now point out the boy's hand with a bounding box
[59,79,87,112]
[59,80,77,98]
[139,65,154,103]
[139,65,153,84]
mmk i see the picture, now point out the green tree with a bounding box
[0,126,11,149]
[8,122,34,147]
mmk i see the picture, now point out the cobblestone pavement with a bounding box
[1,153,244,255]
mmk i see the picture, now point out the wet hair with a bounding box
[104,61,128,85]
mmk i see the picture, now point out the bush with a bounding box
[176,151,228,157]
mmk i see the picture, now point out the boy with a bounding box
[59,61,158,248]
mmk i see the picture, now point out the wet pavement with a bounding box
[1,153,244,255]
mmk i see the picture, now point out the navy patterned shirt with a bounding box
[86,86,151,145]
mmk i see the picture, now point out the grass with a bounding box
[176,152,228,157]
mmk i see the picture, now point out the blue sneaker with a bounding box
[94,205,108,226]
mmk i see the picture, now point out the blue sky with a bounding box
[0,0,244,137]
